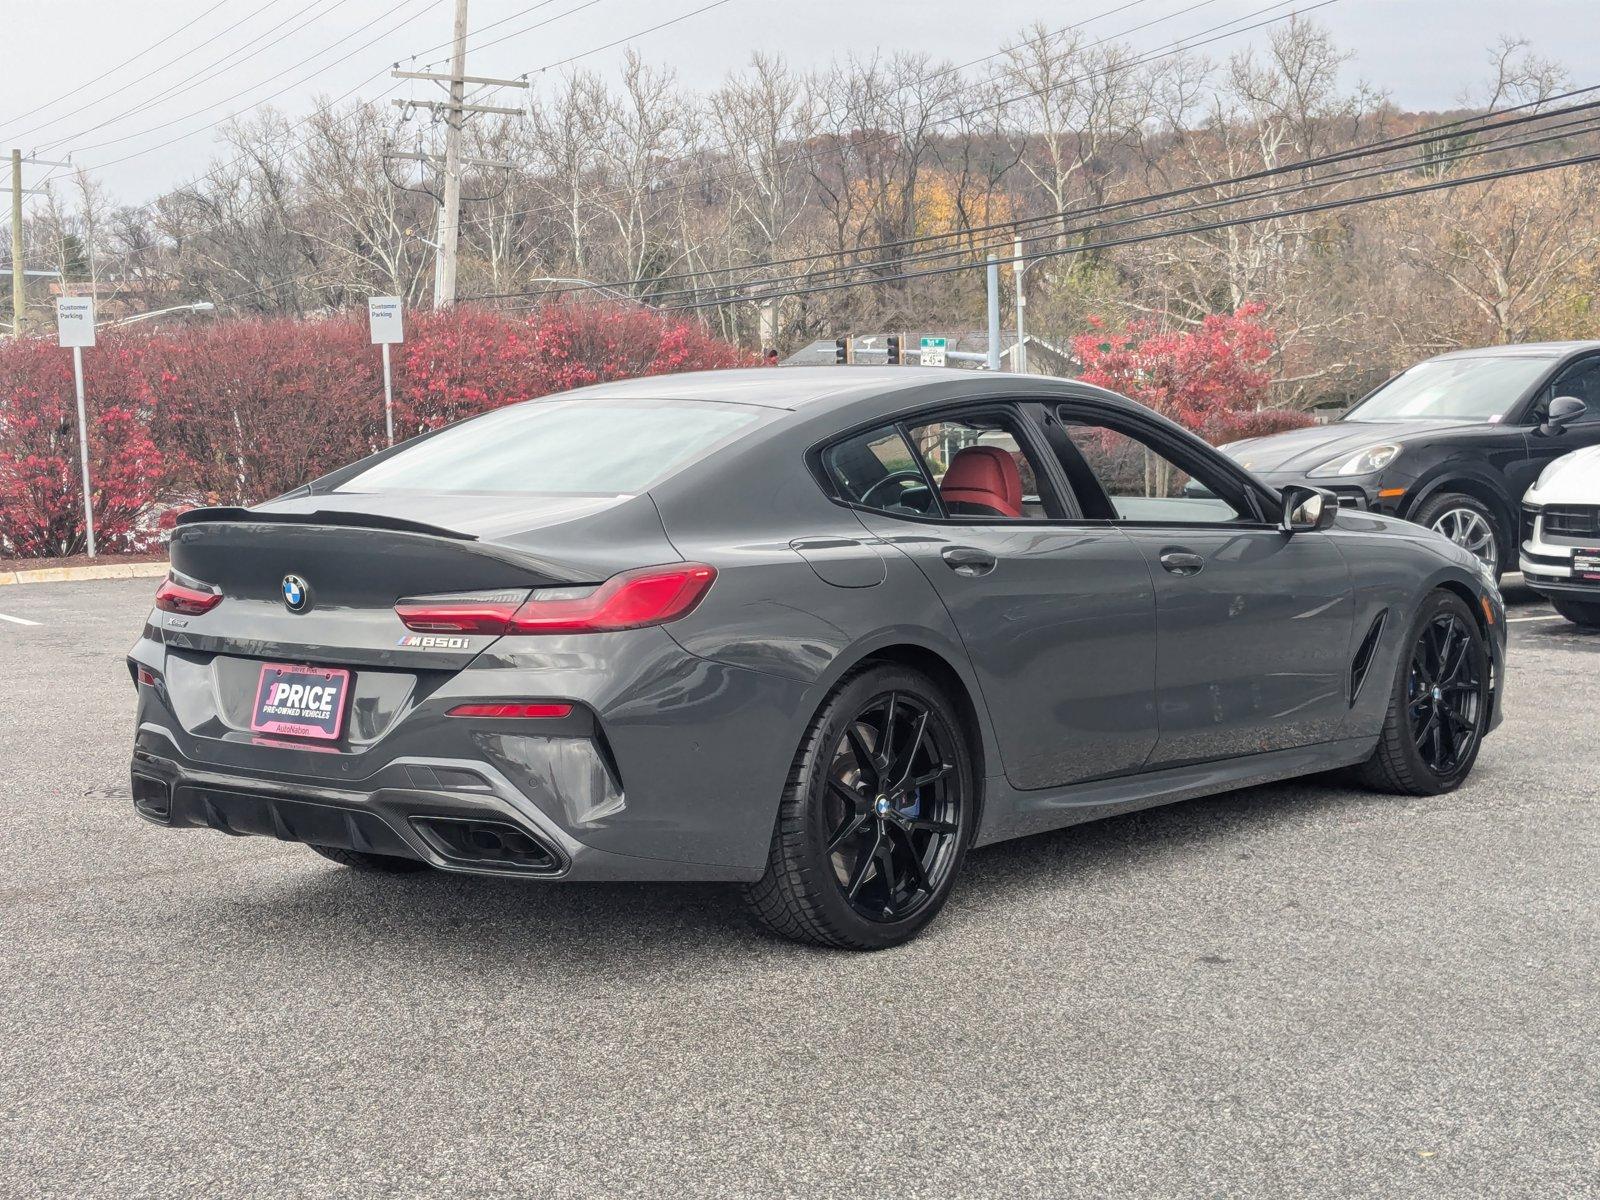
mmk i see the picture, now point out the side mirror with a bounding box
[1539,395,1587,436]
[1280,484,1338,533]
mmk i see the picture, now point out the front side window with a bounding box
[1058,416,1253,524]
[903,412,1058,520]
[337,399,767,495]
[1538,357,1600,416]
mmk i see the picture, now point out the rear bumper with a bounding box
[127,619,814,882]
[130,738,762,882]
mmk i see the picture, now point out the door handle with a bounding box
[1159,550,1205,577]
[941,545,998,577]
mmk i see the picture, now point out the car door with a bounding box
[1049,402,1355,771]
[1516,354,1600,498]
[820,405,1159,791]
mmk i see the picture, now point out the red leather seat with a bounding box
[941,446,1022,518]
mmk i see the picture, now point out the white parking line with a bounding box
[0,612,42,626]
[1507,614,1566,624]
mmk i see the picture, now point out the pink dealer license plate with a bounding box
[250,663,350,741]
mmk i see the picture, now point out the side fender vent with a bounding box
[1349,610,1388,707]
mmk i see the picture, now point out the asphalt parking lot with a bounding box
[0,578,1595,1199]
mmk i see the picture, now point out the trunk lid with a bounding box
[155,491,679,746]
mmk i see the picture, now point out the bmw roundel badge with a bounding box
[281,574,311,613]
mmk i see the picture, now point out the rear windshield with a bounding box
[1344,356,1553,423]
[336,398,766,495]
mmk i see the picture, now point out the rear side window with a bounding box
[337,399,766,495]
[820,426,935,515]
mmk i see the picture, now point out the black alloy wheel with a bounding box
[1406,609,1486,775]
[823,690,963,923]
[744,664,974,950]
[1356,590,1491,795]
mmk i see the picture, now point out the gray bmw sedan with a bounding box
[129,369,1506,949]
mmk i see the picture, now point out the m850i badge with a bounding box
[398,635,472,649]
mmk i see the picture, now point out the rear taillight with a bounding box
[136,666,159,687]
[396,564,716,636]
[446,702,573,719]
[394,591,526,633]
[508,563,717,633]
[154,574,222,616]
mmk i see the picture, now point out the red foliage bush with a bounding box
[0,303,749,557]
[394,303,752,436]
[1071,304,1311,443]
[0,336,164,557]
[145,317,383,506]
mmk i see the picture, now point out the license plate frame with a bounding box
[1574,549,1600,582]
[250,663,351,741]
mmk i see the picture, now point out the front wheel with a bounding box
[1355,590,1492,796]
[743,665,975,950]
[1412,492,1504,581]
[1551,596,1600,628]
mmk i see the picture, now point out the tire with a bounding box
[1355,589,1492,796]
[1410,491,1505,581]
[743,664,976,950]
[308,844,432,873]
[1551,596,1600,628]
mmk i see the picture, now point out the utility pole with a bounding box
[10,150,23,337]
[389,0,525,309]
[8,152,72,337]
[437,0,469,308]
[1012,235,1029,375]
[985,255,1001,372]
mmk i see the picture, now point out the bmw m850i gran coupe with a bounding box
[129,369,1506,949]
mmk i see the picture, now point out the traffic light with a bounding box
[834,336,852,365]
[886,334,901,365]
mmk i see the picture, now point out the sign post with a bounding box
[56,296,97,557]
[918,336,948,368]
[368,297,404,446]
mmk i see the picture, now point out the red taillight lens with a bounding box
[394,591,525,633]
[507,563,716,634]
[396,566,716,637]
[154,577,222,616]
[137,666,159,687]
[446,702,573,719]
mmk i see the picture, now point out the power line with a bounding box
[534,0,736,74]
[483,85,1600,305]
[36,0,361,154]
[635,108,1600,308]
[450,0,1326,254]
[84,0,442,170]
[427,0,611,69]
[4,0,295,146]
[647,147,1600,313]
[0,0,233,141]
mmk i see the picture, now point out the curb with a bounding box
[0,562,168,586]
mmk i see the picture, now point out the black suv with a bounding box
[1216,342,1600,579]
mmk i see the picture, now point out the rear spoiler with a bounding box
[175,506,476,541]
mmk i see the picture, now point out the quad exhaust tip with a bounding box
[409,816,562,874]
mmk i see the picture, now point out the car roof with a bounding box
[1431,341,1600,361]
[549,366,1009,411]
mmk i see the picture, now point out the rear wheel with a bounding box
[1551,596,1600,628]
[308,845,431,873]
[1355,590,1491,796]
[743,665,975,950]
[1412,492,1504,580]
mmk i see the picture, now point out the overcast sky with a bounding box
[2,0,1595,202]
